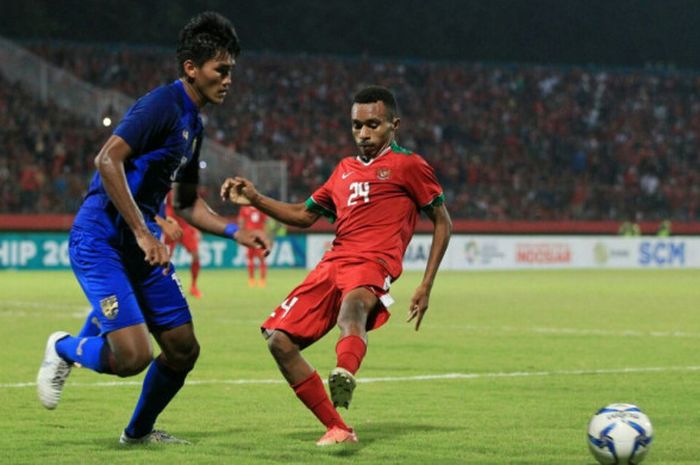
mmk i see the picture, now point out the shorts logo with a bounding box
[376,168,391,180]
[100,295,119,320]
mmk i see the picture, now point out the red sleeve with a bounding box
[305,168,339,223]
[403,154,445,210]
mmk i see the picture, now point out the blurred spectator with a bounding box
[2,41,700,221]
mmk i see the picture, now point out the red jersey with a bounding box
[239,206,267,230]
[306,141,444,279]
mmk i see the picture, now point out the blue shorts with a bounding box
[69,227,192,334]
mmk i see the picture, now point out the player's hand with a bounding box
[220,177,258,205]
[136,233,171,273]
[162,217,183,241]
[407,284,431,331]
[234,228,271,257]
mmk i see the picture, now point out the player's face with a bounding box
[188,52,235,106]
[351,101,399,159]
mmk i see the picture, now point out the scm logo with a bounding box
[639,241,685,266]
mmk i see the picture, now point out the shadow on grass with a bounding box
[283,421,460,457]
[94,426,253,450]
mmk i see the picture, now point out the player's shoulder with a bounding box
[388,140,415,156]
[131,82,182,116]
[387,141,431,166]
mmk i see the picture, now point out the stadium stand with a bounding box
[2,40,700,223]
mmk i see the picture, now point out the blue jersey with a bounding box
[73,80,202,245]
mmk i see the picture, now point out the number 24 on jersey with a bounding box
[347,182,370,206]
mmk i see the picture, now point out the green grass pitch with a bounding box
[2,268,699,464]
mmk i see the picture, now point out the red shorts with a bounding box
[262,258,394,348]
[165,223,200,254]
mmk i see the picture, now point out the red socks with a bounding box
[335,335,367,375]
[292,371,348,430]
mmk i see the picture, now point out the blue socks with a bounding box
[78,309,102,337]
[124,357,188,439]
[55,335,112,373]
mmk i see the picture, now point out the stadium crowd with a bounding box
[3,42,700,221]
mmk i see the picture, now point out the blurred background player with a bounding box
[162,190,203,297]
[221,86,451,446]
[238,205,269,287]
[36,11,269,446]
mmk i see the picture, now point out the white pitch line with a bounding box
[433,324,700,339]
[4,365,700,390]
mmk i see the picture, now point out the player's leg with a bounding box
[120,265,194,444]
[38,240,152,409]
[265,330,355,445]
[247,246,256,287]
[181,228,201,298]
[121,322,198,444]
[261,263,357,445]
[258,249,267,288]
[329,288,377,409]
[77,307,102,337]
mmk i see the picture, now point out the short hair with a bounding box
[177,11,240,76]
[353,86,399,119]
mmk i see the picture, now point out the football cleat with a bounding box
[119,429,191,445]
[328,367,356,409]
[316,426,358,446]
[37,331,72,409]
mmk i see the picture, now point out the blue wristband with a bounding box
[224,223,239,238]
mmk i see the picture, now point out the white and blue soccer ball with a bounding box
[587,403,653,465]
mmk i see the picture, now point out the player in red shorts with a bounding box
[221,85,451,446]
[238,205,269,287]
[162,190,203,298]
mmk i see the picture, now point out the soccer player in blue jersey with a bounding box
[36,11,269,445]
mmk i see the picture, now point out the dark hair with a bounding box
[177,11,240,76]
[353,85,399,118]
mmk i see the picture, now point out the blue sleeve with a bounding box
[114,88,179,155]
[175,135,201,184]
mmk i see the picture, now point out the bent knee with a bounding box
[267,332,298,362]
[165,340,200,372]
[113,352,153,377]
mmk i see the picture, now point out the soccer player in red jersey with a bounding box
[238,205,269,287]
[161,190,204,297]
[221,86,452,446]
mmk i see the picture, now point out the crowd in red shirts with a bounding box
[3,42,699,221]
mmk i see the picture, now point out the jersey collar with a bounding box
[356,143,393,166]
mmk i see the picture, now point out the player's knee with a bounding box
[337,299,369,331]
[267,332,297,363]
[113,351,153,377]
[166,340,200,372]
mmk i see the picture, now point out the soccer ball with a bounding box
[587,403,653,465]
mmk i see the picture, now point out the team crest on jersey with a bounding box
[100,295,119,320]
[182,130,189,141]
[376,167,391,180]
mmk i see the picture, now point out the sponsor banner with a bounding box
[307,234,700,271]
[0,233,306,270]
[448,236,700,270]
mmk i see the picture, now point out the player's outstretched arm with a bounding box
[220,177,320,228]
[407,203,452,331]
[173,182,271,255]
[96,135,170,268]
